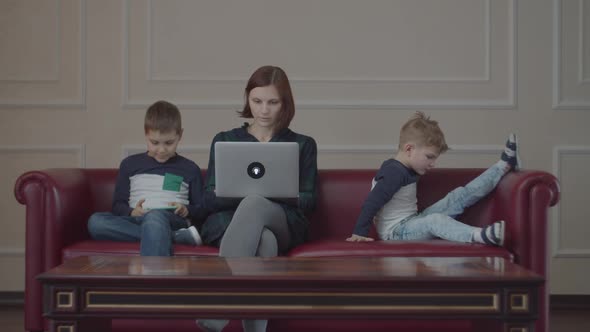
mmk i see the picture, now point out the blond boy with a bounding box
[347,112,520,246]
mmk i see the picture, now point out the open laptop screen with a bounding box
[214,142,299,199]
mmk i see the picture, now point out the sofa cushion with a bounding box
[62,240,219,260]
[287,239,513,260]
[64,239,513,261]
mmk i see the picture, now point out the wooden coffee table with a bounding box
[38,255,542,332]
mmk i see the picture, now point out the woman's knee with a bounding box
[238,194,269,210]
[233,195,275,225]
[256,229,278,257]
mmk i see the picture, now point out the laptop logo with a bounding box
[247,162,265,179]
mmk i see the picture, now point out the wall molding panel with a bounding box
[147,1,493,83]
[580,0,589,84]
[123,0,516,110]
[123,144,503,170]
[122,144,209,159]
[0,0,86,109]
[318,144,502,155]
[123,144,503,158]
[0,248,25,258]
[0,145,86,168]
[552,146,590,258]
[0,0,60,83]
[553,0,590,110]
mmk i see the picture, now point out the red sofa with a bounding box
[15,168,559,332]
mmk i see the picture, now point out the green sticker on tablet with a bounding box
[162,173,183,192]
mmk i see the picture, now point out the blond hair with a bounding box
[399,112,449,153]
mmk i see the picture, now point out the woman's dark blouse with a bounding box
[200,123,318,251]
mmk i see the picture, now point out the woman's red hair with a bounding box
[239,65,295,132]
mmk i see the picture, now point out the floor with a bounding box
[549,308,590,331]
[1,307,589,331]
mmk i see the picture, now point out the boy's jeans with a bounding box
[390,163,505,242]
[88,209,189,256]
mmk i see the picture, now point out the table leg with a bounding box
[50,318,111,332]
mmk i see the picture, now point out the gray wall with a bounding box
[1,0,589,294]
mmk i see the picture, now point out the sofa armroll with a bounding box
[493,170,558,332]
[15,168,93,332]
[493,170,559,270]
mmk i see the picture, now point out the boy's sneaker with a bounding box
[196,319,229,332]
[174,226,202,246]
[481,220,505,247]
[500,133,521,170]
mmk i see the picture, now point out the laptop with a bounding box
[214,142,299,199]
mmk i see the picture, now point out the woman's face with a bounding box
[248,85,282,131]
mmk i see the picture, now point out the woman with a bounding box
[198,65,318,332]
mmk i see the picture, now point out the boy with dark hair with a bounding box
[347,112,520,246]
[88,100,205,256]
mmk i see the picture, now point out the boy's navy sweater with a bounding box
[352,159,419,236]
[112,152,205,222]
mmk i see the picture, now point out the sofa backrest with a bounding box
[82,168,495,241]
[86,169,119,212]
[308,168,498,240]
[308,170,375,240]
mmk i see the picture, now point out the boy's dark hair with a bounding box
[399,111,449,154]
[144,100,182,134]
[239,65,295,133]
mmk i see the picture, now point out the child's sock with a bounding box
[472,230,483,243]
[174,226,202,246]
[475,220,505,247]
[499,133,520,171]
